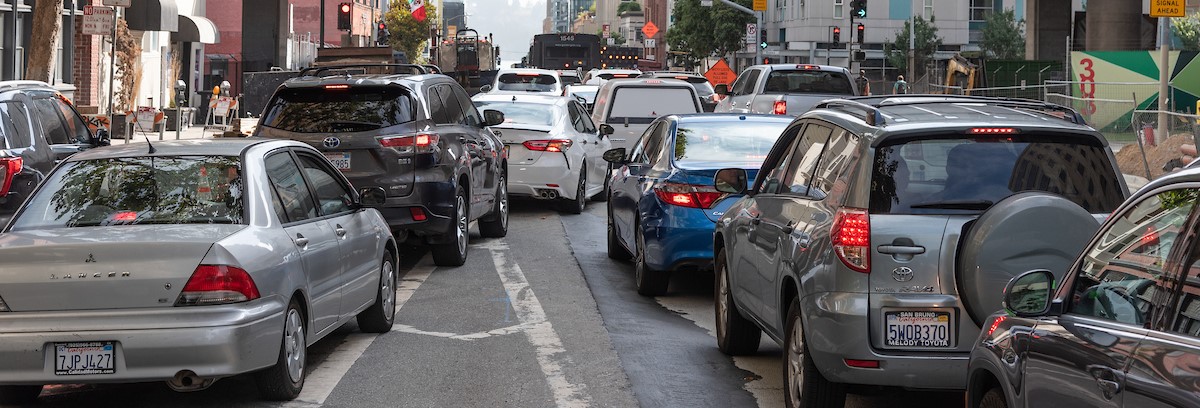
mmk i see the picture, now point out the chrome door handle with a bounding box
[335,225,347,237]
[294,234,309,247]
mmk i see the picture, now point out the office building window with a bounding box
[834,0,843,19]
[970,0,993,22]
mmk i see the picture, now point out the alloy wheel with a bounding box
[717,266,730,340]
[455,194,468,255]
[787,317,805,407]
[381,260,395,316]
[498,176,509,229]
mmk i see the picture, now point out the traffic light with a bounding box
[763,57,773,64]
[759,30,767,47]
[832,26,841,43]
[377,21,389,44]
[337,2,352,31]
[856,23,865,44]
[851,0,866,19]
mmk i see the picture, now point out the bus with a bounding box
[528,33,601,70]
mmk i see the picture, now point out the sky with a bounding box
[458,0,546,68]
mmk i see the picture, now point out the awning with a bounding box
[176,15,219,44]
[126,0,179,32]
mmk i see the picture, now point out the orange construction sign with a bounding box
[705,59,736,86]
[642,21,659,39]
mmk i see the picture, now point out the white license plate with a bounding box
[54,341,116,375]
[884,311,952,348]
[324,152,351,171]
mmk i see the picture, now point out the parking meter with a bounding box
[175,80,187,107]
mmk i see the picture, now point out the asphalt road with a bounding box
[13,199,964,408]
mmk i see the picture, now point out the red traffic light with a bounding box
[833,27,841,34]
[378,22,386,30]
[340,3,350,13]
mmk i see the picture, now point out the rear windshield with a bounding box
[497,74,558,92]
[869,136,1125,214]
[473,101,556,126]
[762,70,854,95]
[673,120,790,166]
[10,156,245,230]
[608,86,698,124]
[261,87,414,133]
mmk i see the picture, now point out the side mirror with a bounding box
[714,168,748,194]
[479,84,493,93]
[599,124,615,136]
[483,109,505,127]
[602,147,627,164]
[1003,269,1055,317]
[714,84,729,96]
[93,128,111,147]
[358,187,387,207]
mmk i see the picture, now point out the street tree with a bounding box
[981,10,1025,59]
[25,0,64,82]
[665,0,754,65]
[617,1,642,14]
[884,15,943,78]
[1173,12,1200,51]
[384,0,440,64]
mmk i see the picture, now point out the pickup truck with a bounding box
[713,64,857,115]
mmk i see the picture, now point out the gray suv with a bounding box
[711,95,1129,407]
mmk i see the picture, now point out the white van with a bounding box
[590,78,703,151]
[482,68,563,96]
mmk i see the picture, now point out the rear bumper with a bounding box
[508,158,578,200]
[0,298,285,385]
[643,208,717,271]
[801,291,968,390]
[370,178,458,237]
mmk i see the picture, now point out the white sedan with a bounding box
[472,94,612,214]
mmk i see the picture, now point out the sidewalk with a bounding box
[109,118,260,143]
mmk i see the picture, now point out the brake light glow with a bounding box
[112,211,139,222]
[654,182,724,209]
[410,207,427,221]
[986,315,1007,336]
[0,156,22,197]
[674,76,689,80]
[844,359,880,369]
[644,79,662,84]
[798,65,820,70]
[773,100,787,115]
[324,84,350,89]
[612,74,630,78]
[523,139,573,152]
[969,127,1017,134]
[176,265,261,306]
[831,208,870,273]
[380,134,440,153]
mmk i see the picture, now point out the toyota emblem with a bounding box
[892,266,914,282]
[323,137,341,148]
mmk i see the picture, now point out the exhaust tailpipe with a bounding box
[166,370,216,392]
[536,189,559,200]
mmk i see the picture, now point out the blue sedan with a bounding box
[603,114,793,296]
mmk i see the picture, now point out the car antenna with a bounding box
[134,119,157,154]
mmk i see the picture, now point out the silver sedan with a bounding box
[0,139,398,403]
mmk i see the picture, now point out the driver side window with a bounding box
[1069,188,1200,326]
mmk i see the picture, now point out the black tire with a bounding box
[592,165,611,202]
[715,248,762,355]
[0,385,42,405]
[607,205,632,261]
[978,387,1008,408]
[560,167,587,214]
[356,254,397,333]
[479,172,509,238]
[634,223,669,296]
[783,298,845,408]
[256,299,307,401]
[431,183,469,266]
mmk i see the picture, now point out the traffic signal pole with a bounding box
[715,0,762,66]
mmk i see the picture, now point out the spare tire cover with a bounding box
[958,192,1100,326]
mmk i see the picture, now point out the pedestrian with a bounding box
[855,70,870,96]
[894,75,909,95]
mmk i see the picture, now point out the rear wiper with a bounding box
[909,200,994,210]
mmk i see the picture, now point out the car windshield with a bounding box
[569,90,597,103]
[672,120,790,166]
[473,101,556,126]
[869,136,1125,214]
[260,86,415,133]
[608,86,698,124]
[497,73,558,92]
[762,69,854,94]
[9,156,245,230]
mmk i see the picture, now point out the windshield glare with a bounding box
[673,121,790,165]
[474,101,557,126]
[762,70,854,94]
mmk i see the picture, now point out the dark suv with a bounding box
[1,81,109,227]
[711,95,1128,407]
[255,66,508,266]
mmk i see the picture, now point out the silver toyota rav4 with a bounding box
[711,95,1129,407]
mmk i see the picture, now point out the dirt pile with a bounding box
[1115,134,1198,179]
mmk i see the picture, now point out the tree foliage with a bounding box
[981,10,1025,59]
[617,1,642,14]
[884,15,942,78]
[1173,12,1200,51]
[384,0,439,64]
[666,0,754,67]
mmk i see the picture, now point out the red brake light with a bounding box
[112,211,139,222]
[969,127,1017,134]
[844,359,880,369]
[674,76,689,80]
[410,207,427,221]
[773,100,787,115]
[176,265,260,306]
[798,65,820,70]
[380,134,440,153]
[831,208,870,273]
[654,182,724,209]
[324,84,350,89]
[522,139,573,152]
[986,315,1007,336]
[0,156,22,197]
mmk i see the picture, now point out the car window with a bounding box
[568,102,587,133]
[296,154,353,216]
[54,97,92,143]
[643,124,670,167]
[0,101,34,149]
[1069,188,1199,326]
[757,127,803,195]
[629,122,661,164]
[762,70,855,95]
[870,136,1125,214]
[437,85,466,125]
[260,86,416,133]
[427,87,450,124]
[808,127,862,202]
[607,86,698,124]
[575,102,597,133]
[32,98,72,145]
[474,101,556,126]
[1171,232,1200,336]
[783,124,833,197]
[731,69,759,96]
[496,73,558,92]
[671,120,789,166]
[265,152,318,223]
[450,85,482,127]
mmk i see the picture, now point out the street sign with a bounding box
[602,24,610,38]
[704,59,736,86]
[82,6,114,36]
[645,39,656,48]
[607,37,616,45]
[642,21,659,39]
[1151,0,1185,18]
[745,23,756,44]
[103,0,130,7]
[752,0,767,11]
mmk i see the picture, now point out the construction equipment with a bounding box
[945,54,978,94]
[435,29,498,91]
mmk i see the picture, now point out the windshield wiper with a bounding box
[909,200,995,210]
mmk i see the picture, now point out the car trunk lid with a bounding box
[496,125,555,165]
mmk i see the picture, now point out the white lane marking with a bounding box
[479,240,594,408]
[393,321,540,340]
[284,256,435,408]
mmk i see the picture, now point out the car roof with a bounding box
[0,80,56,93]
[749,64,850,74]
[472,94,568,106]
[603,77,692,87]
[279,72,447,90]
[498,68,559,76]
[66,139,301,161]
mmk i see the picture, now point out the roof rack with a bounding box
[813,99,887,126]
[297,64,429,78]
[844,94,1087,125]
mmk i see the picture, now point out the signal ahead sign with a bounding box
[1151,0,1185,17]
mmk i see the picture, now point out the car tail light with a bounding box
[0,156,22,197]
[0,294,9,312]
[410,207,427,221]
[175,265,261,306]
[831,208,870,273]
[379,134,440,154]
[773,100,787,115]
[654,182,724,209]
[523,139,573,152]
[968,127,1017,134]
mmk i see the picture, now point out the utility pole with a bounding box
[1158,16,1169,146]
[908,6,915,88]
[320,0,326,49]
